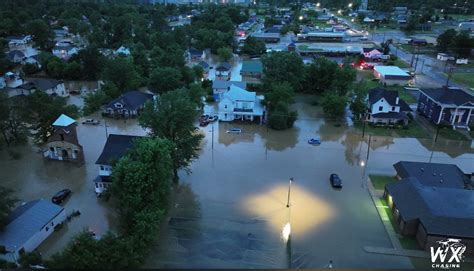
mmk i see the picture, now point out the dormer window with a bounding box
[114,103,123,108]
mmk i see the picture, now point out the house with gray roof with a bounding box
[0,199,66,262]
[6,50,25,63]
[384,177,474,255]
[366,88,412,127]
[94,134,143,194]
[103,91,154,119]
[17,79,67,97]
[212,80,247,101]
[417,87,474,129]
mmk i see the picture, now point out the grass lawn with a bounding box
[437,126,470,141]
[397,88,417,103]
[447,73,474,88]
[392,58,410,69]
[353,120,430,139]
[369,175,397,190]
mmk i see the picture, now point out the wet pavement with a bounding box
[1,96,473,267]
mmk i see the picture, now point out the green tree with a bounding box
[321,92,348,119]
[437,29,457,53]
[22,63,41,75]
[349,81,369,120]
[241,36,266,56]
[102,81,121,100]
[72,46,105,80]
[26,19,54,49]
[264,82,295,111]
[148,67,183,93]
[111,137,173,232]
[267,102,298,130]
[102,58,142,92]
[452,30,473,58]
[262,52,305,91]
[64,62,82,80]
[139,89,204,181]
[0,186,17,231]
[217,47,233,62]
[83,90,107,116]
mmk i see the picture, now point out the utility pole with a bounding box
[211,124,214,150]
[445,66,454,88]
[366,134,372,162]
[434,124,441,143]
[286,178,293,208]
[414,53,420,73]
[104,119,108,138]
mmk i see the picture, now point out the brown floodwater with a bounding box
[1,96,472,268]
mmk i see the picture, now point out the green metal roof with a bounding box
[241,60,263,73]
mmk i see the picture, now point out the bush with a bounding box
[22,63,41,75]
[267,102,297,130]
[83,90,107,116]
[205,95,215,102]
[19,251,43,268]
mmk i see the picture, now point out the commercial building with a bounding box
[373,66,411,86]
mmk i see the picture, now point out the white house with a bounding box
[215,62,232,80]
[21,55,41,68]
[115,45,131,56]
[366,88,412,126]
[0,199,66,263]
[94,134,143,194]
[374,66,412,86]
[17,79,68,97]
[218,85,265,123]
[363,48,383,59]
[52,45,79,60]
[6,35,32,50]
[212,80,247,101]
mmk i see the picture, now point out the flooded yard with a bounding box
[0,96,473,267]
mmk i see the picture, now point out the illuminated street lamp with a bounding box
[348,2,353,8]
[286,177,293,208]
[299,15,304,21]
[316,2,320,7]
[337,9,342,14]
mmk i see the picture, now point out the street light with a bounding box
[286,177,293,208]
[316,2,320,7]
[348,2,353,8]
[337,9,342,14]
[299,15,304,21]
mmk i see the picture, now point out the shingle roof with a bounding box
[223,84,256,101]
[188,47,203,56]
[95,134,143,165]
[7,50,25,61]
[372,111,408,119]
[105,91,153,111]
[385,177,474,238]
[420,87,474,107]
[241,60,263,73]
[393,161,470,189]
[212,80,247,90]
[0,200,64,251]
[18,79,62,92]
[198,61,209,69]
[216,62,232,71]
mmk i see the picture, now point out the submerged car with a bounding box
[226,128,242,134]
[82,119,100,125]
[52,189,72,204]
[329,174,343,188]
[308,138,321,145]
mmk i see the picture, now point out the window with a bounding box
[392,106,395,111]
[224,105,227,109]
[378,106,383,111]
[100,165,104,170]
[46,226,49,232]
[60,134,64,141]
[51,222,54,227]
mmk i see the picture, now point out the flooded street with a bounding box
[0,112,147,258]
[0,96,473,267]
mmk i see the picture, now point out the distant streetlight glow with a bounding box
[299,15,304,21]
[360,160,365,167]
[348,3,353,8]
[282,222,291,242]
[351,18,355,22]
[337,9,342,14]
[316,2,320,7]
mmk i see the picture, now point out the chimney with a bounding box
[395,97,399,104]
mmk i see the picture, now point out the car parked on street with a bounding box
[226,128,242,134]
[308,138,321,145]
[82,119,100,125]
[329,174,343,189]
[52,189,72,204]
